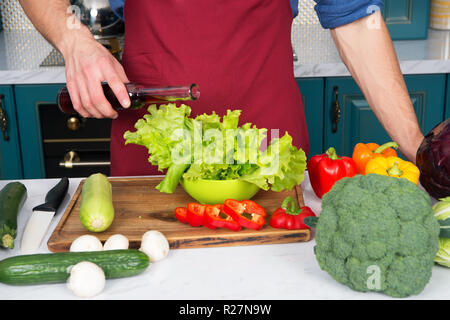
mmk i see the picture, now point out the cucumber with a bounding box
[0,182,27,249]
[0,249,149,285]
[79,173,114,232]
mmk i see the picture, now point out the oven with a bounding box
[39,103,112,178]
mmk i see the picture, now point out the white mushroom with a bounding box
[139,230,170,262]
[70,235,103,252]
[67,261,105,298]
[103,234,129,250]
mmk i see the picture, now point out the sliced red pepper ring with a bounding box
[204,204,241,231]
[241,200,266,218]
[186,203,208,227]
[174,207,188,224]
[223,199,266,230]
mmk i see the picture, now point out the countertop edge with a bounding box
[2,59,450,86]
[0,69,66,85]
[293,59,450,78]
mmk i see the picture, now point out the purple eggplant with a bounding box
[416,118,450,199]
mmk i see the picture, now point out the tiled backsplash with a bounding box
[0,0,34,30]
[292,1,337,65]
[294,0,321,26]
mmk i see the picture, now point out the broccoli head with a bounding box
[314,174,440,298]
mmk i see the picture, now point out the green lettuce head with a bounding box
[124,104,307,194]
[433,197,450,220]
[435,238,450,268]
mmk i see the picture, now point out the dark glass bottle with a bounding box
[57,83,200,114]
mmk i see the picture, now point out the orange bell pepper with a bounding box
[365,156,420,185]
[352,141,399,175]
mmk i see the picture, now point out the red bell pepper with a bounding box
[307,147,357,199]
[204,204,242,231]
[186,203,206,227]
[186,203,217,229]
[223,199,266,230]
[269,196,316,230]
[174,207,188,224]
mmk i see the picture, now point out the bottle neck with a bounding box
[128,83,200,101]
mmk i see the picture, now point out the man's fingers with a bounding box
[86,76,118,119]
[66,79,90,118]
[106,75,130,109]
[103,63,130,109]
[76,77,104,119]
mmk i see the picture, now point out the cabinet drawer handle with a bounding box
[59,151,110,168]
[0,94,9,141]
[332,86,341,133]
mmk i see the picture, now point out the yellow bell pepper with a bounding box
[364,156,420,185]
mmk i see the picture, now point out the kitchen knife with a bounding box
[21,177,69,254]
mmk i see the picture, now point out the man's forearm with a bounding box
[330,11,423,162]
[19,0,93,55]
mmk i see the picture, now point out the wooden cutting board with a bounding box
[47,177,310,252]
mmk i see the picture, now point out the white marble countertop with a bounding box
[0,172,448,300]
[0,25,449,85]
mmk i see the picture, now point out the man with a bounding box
[19,0,424,176]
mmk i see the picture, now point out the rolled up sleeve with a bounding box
[314,0,384,29]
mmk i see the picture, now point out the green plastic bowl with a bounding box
[180,178,260,205]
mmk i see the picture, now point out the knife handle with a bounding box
[33,177,69,212]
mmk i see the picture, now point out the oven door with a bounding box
[40,104,112,178]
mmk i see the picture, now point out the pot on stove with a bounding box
[71,0,124,39]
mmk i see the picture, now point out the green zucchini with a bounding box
[0,249,149,285]
[79,173,114,232]
[0,182,27,249]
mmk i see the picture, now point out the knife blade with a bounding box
[21,177,69,254]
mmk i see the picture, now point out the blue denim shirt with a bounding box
[109,0,125,19]
[109,0,384,29]
[313,0,384,29]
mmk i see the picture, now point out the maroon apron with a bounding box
[110,0,309,176]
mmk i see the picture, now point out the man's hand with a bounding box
[60,30,130,119]
[330,11,424,162]
[19,0,131,119]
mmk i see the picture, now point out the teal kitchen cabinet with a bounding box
[296,78,324,159]
[323,74,447,158]
[0,86,23,179]
[382,0,430,40]
[14,84,64,179]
